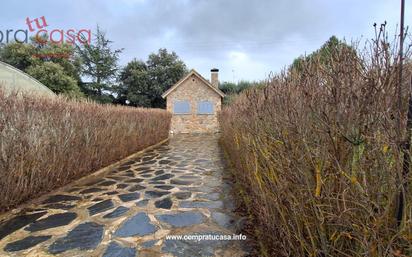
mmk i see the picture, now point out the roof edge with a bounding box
[162,69,225,98]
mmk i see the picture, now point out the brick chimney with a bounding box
[211,68,219,88]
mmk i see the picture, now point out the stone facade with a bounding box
[163,70,224,133]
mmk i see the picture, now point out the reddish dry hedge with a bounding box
[0,92,171,211]
[219,33,412,256]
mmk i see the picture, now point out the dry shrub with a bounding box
[0,92,171,211]
[219,29,412,256]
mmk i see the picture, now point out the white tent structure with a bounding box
[0,61,55,97]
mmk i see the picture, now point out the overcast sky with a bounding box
[1,0,411,82]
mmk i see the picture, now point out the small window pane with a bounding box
[197,101,214,114]
[173,100,190,114]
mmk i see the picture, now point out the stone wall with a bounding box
[166,74,222,133]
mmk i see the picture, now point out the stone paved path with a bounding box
[0,134,248,257]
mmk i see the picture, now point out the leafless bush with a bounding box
[219,28,412,256]
[0,92,171,211]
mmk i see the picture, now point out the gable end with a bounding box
[161,69,225,98]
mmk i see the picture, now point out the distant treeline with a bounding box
[0,26,187,108]
[219,80,266,104]
[0,25,267,108]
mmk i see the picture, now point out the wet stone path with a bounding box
[0,134,248,257]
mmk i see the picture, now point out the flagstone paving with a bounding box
[0,134,248,256]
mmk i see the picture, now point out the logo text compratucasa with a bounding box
[0,16,91,45]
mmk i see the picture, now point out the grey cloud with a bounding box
[1,0,409,81]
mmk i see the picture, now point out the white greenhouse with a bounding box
[0,61,55,97]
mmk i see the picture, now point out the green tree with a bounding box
[219,82,237,94]
[118,49,187,108]
[76,26,122,103]
[237,80,256,92]
[32,35,82,82]
[290,36,356,72]
[219,80,260,94]
[0,42,37,71]
[27,62,83,97]
[146,49,187,107]
[116,59,151,106]
[0,37,83,97]
[219,80,262,105]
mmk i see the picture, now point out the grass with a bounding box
[219,29,412,257]
[0,91,171,211]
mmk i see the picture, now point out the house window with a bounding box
[173,100,190,114]
[197,100,214,114]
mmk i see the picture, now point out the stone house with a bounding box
[162,68,225,133]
